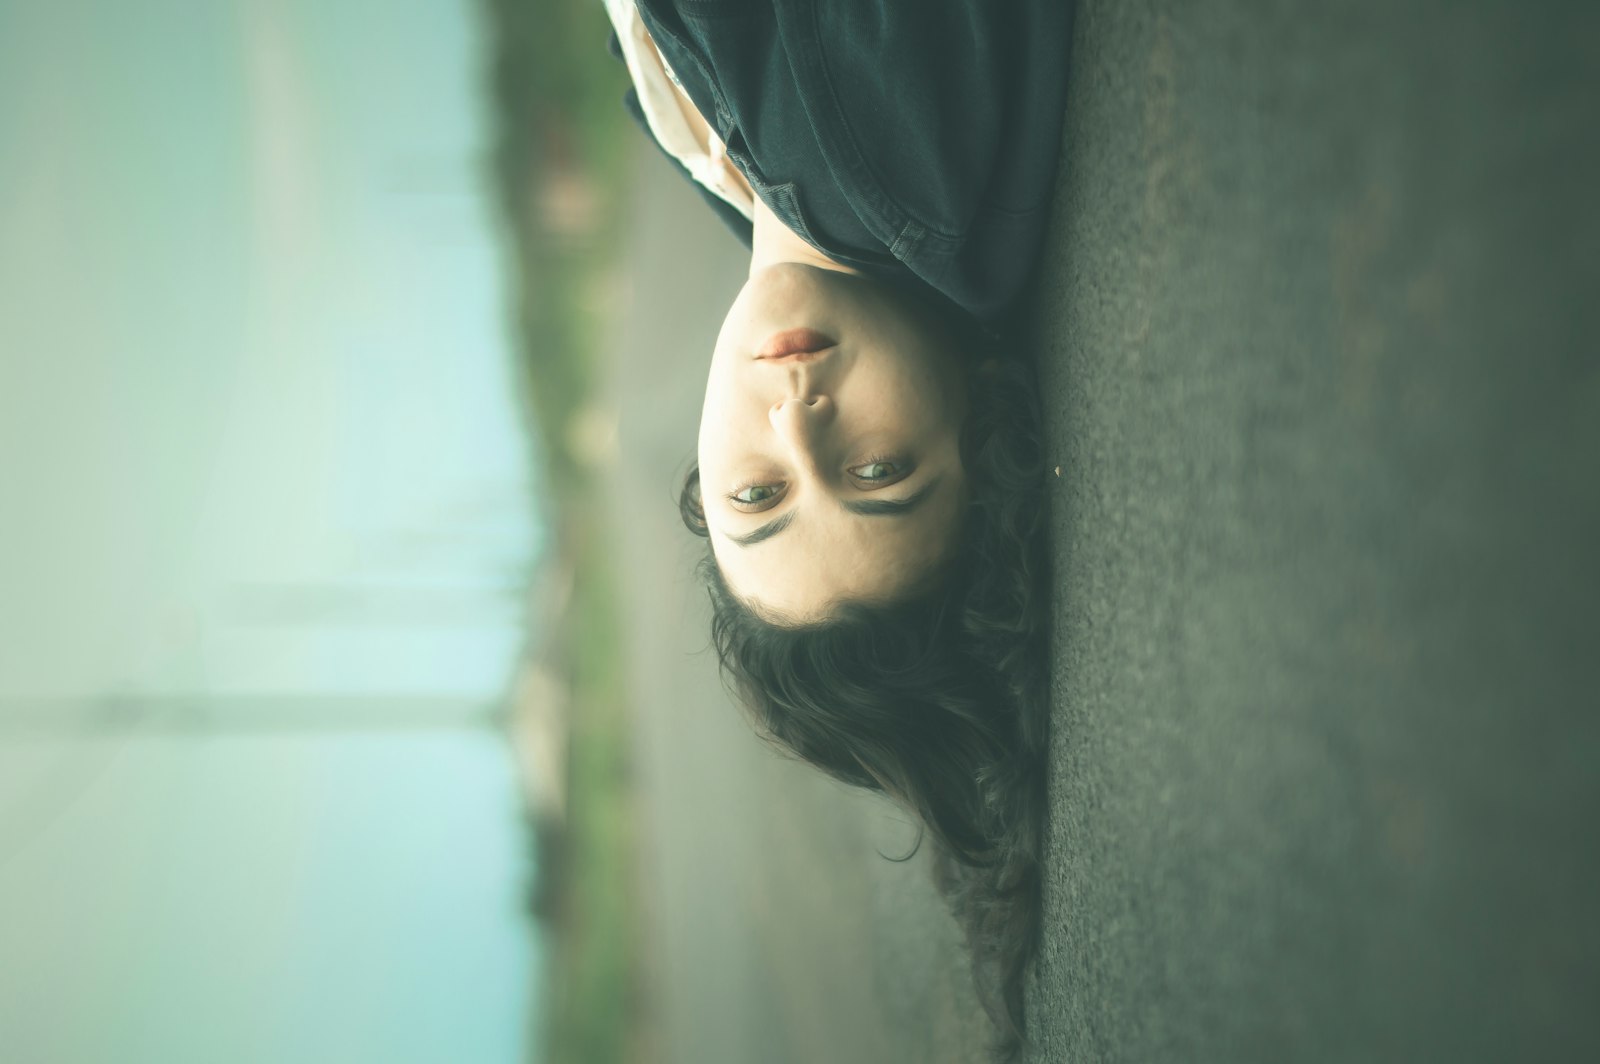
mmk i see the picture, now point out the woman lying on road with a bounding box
[603,0,1073,1054]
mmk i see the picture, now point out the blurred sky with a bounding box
[0,0,540,1060]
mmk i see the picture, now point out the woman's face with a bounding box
[697,263,969,622]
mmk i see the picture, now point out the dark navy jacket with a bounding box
[618,0,1073,328]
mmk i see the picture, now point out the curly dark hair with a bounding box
[678,353,1050,1059]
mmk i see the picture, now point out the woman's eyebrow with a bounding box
[725,477,943,548]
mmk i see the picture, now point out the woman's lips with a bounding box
[755,328,836,361]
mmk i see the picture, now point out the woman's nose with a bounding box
[769,394,834,458]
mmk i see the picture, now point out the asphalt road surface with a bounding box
[1027,3,1599,1061]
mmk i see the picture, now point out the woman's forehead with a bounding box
[710,476,966,622]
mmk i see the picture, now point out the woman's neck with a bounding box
[749,194,859,279]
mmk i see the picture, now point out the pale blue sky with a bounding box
[0,0,542,703]
[0,1,541,1060]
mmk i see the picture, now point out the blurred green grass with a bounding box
[478,1,640,1061]
[484,0,632,492]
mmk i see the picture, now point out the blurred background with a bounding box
[0,0,613,1060]
[0,2,979,1063]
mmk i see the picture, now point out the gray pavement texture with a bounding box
[1026,2,1600,1062]
[607,2,1599,1061]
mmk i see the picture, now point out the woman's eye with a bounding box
[849,459,905,483]
[729,483,784,508]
